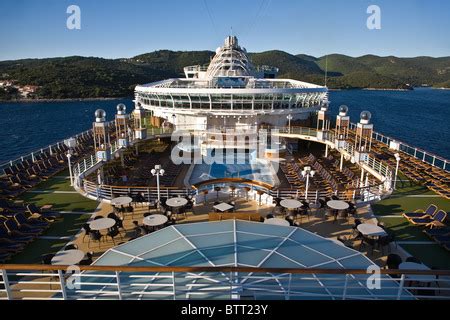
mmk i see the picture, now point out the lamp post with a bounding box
[151,164,165,206]
[287,114,293,134]
[301,166,315,200]
[64,137,77,186]
[171,114,176,129]
[394,153,400,190]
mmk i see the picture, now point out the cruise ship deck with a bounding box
[1,37,450,301]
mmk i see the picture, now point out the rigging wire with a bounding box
[203,0,219,38]
[245,0,271,37]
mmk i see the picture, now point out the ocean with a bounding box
[0,88,449,164]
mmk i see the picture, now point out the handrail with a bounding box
[72,125,393,202]
[192,177,274,191]
[0,119,117,175]
[1,264,450,275]
[0,127,92,173]
[349,122,449,172]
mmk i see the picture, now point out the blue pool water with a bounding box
[189,161,274,185]
[0,88,449,164]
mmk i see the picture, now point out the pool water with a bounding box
[189,158,274,186]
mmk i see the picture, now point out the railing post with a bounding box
[396,274,405,300]
[115,271,123,300]
[342,274,349,300]
[1,269,12,300]
[287,273,292,300]
[58,270,68,300]
[172,271,176,300]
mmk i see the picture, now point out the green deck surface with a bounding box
[9,239,67,264]
[371,172,450,269]
[399,244,450,270]
[6,173,98,263]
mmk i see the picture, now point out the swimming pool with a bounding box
[189,159,274,186]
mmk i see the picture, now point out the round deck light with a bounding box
[117,103,126,115]
[95,109,106,122]
[360,111,372,124]
[339,105,348,116]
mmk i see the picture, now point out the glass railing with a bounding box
[1,264,449,300]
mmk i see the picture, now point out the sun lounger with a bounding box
[410,210,447,226]
[432,235,450,244]
[423,227,450,238]
[403,204,438,220]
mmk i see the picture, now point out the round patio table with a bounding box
[399,262,435,283]
[143,214,168,227]
[357,223,387,237]
[264,218,290,226]
[110,196,132,207]
[326,200,349,211]
[280,199,302,210]
[165,197,188,208]
[51,249,85,266]
[89,218,116,231]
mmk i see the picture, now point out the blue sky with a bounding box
[0,0,449,60]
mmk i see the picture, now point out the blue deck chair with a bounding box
[432,235,450,244]
[423,227,450,238]
[410,210,447,226]
[402,204,438,220]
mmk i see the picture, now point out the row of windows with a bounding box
[138,100,320,110]
[137,93,323,110]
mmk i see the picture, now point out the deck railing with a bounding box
[70,125,393,202]
[1,264,449,300]
[349,122,449,172]
[82,179,194,201]
[0,128,93,174]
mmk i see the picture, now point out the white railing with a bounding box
[82,180,193,201]
[0,128,93,174]
[71,125,393,202]
[1,265,449,300]
[350,122,449,172]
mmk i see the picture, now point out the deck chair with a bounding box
[402,204,438,220]
[26,203,61,221]
[432,235,450,245]
[423,227,450,238]
[410,210,447,226]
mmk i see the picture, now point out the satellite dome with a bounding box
[360,111,372,122]
[95,109,106,122]
[117,103,126,114]
[339,105,348,115]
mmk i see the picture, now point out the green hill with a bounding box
[0,50,449,100]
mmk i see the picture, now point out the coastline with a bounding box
[2,87,449,102]
[0,97,130,103]
[362,88,412,91]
